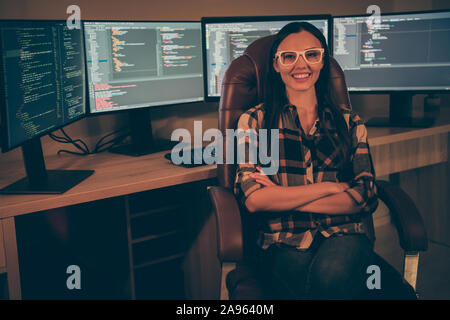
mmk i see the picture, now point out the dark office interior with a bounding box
[0,0,449,301]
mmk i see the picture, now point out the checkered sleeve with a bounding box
[343,112,378,214]
[233,107,264,206]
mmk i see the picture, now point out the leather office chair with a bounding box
[208,34,428,299]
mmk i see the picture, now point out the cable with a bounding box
[93,128,129,153]
[49,128,90,156]
[49,128,130,155]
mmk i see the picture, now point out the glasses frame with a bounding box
[275,48,325,66]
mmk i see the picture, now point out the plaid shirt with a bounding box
[234,103,378,250]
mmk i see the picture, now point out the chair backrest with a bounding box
[217,34,352,189]
[217,33,376,243]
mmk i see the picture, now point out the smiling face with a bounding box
[273,31,324,100]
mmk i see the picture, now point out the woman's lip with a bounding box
[291,73,312,80]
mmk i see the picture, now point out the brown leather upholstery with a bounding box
[209,33,428,299]
[216,34,379,242]
[216,32,379,252]
[209,186,243,261]
[375,181,428,252]
[218,34,351,189]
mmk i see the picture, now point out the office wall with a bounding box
[0,0,394,20]
[0,0,448,158]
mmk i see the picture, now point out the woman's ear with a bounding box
[273,58,280,73]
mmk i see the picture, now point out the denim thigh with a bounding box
[306,233,375,299]
[258,233,375,299]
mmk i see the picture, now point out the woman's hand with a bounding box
[249,167,277,187]
[249,168,349,192]
[335,182,351,193]
[244,176,350,213]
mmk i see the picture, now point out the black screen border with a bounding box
[332,8,450,94]
[201,14,332,102]
[82,19,204,117]
[0,19,87,153]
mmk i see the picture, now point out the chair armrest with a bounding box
[375,180,428,252]
[208,186,243,262]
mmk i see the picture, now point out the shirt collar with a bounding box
[282,103,333,114]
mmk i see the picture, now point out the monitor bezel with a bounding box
[82,20,205,117]
[332,8,450,94]
[0,19,87,153]
[201,14,333,102]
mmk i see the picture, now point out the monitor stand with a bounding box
[0,138,94,195]
[365,92,435,128]
[109,108,177,157]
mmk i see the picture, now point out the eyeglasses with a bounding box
[275,48,325,66]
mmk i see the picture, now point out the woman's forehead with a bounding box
[277,31,322,51]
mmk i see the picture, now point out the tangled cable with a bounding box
[49,128,130,156]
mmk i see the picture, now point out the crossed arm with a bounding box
[244,167,363,215]
[237,109,376,216]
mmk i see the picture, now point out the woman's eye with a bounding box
[283,53,296,60]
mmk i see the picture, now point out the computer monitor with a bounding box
[201,15,332,101]
[0,20,93,194]
[83,21,204,156]
[333,10,450,127]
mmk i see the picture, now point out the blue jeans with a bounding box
[257,233,416,299]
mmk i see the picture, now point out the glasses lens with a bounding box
[304,49,323,63]
[280,52,298,65]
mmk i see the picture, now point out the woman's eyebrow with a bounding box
[280,46,322,51]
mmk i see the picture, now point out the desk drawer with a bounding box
[129,205,185,240]
[134,255,185,299]
[124,180,213,299]
[132,231,186,268]
[127,185,188,214]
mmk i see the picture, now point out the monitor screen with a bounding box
[0,20,86,152]
[333,10,450,92]
[202,15,331,100]
[83,21,204,114]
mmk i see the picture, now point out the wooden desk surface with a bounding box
[367,108,450,146]
[0,151,216,219]
[1,108,449,219]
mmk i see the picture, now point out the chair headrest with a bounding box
[217,34,351,188]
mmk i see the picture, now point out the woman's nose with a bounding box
[295,54,308,68]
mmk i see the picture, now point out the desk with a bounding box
[1,108,449,299]
[0,150,217,299]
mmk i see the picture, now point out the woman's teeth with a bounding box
[292,73,311,79]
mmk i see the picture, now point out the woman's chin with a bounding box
[287,83,316,94]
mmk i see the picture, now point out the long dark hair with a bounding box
[264,22,351,169]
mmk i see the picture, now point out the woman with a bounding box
[234,22,415,299]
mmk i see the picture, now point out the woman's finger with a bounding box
[256,166,264,174]
[251,173,269,181]
[252,174,276,186]
[254,175,270,183]
[256,179,273,187]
